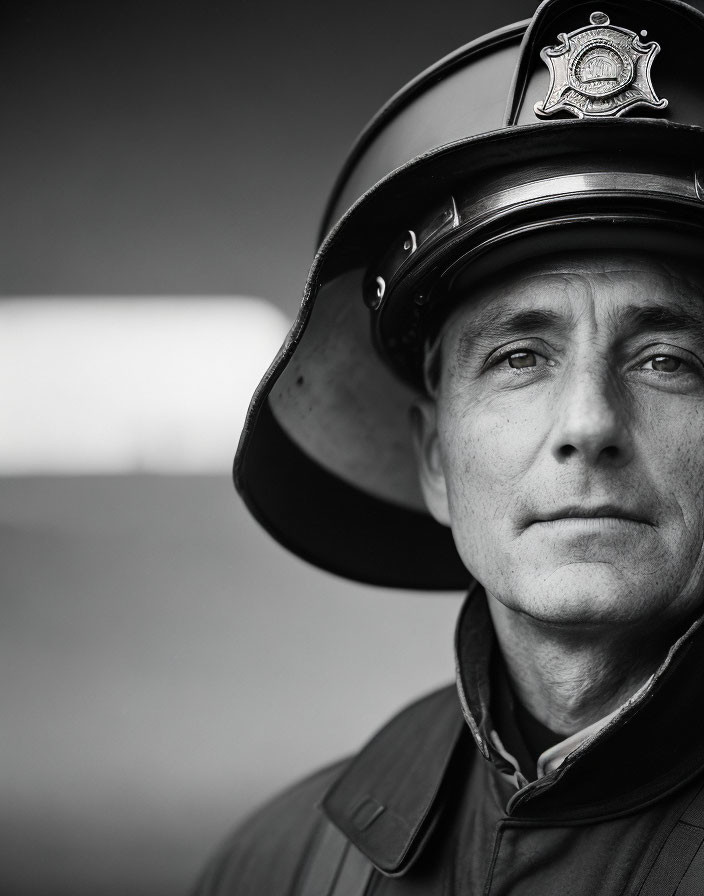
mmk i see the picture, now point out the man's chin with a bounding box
[498,563,674,629]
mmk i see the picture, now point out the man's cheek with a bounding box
[459,415,535,494]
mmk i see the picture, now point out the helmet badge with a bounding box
[535,11,668,119]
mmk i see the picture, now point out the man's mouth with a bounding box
[529,504,654,528]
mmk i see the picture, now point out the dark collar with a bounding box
[321,684,466,875]
[455,585,704,815]
[454,582,554,779]
[322,586,704,873]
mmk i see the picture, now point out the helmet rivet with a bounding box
[367,276,385,310]
[364,276,385,310]
[402,230,417,253]
[696,170,704,202]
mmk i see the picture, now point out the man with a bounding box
[195,0,704,892]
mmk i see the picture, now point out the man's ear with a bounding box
[410,397,451,527]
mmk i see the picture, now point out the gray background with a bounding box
[4,1,698,894]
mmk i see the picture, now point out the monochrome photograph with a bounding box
[3,1,704,893]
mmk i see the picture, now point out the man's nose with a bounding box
[550,363,633,466]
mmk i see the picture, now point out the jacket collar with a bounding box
[456,586,704,818]
[321,683,466,875]
[322,584,704,872]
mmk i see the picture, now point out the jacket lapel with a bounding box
[321,685,466,875]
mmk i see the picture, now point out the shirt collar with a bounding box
[490,674,654,787]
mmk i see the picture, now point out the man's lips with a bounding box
[528,504,654,527]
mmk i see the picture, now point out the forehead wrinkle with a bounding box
[455,266,704,336]
[527,263,704,313]
[444,262,704,370]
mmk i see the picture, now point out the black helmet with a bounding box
[235,0,704,589]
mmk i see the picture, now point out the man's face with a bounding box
[414,253,704,628]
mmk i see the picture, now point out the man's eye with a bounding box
[642,355,682,373]
[506,351,538,369]
[486,346,550,373]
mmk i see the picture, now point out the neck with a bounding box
[486,594,678,736]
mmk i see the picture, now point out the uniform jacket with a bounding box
[194,587,704,895]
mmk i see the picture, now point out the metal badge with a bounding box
[535,11,668,119]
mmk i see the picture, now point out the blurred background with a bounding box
[3,1,696,893]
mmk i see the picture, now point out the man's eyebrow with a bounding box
[457,308,567,359]
[614,303,704,337]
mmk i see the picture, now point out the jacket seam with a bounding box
[288,812,332,896]
[619,775,704,896]
[482,821,505,896]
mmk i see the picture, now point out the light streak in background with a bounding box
[0,297,290,473]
